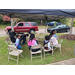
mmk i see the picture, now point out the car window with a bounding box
[31,22,38,26]
[18,23,23,27]
[50,22,55,23]
[56,25,64,28]
[63,25,67,27]
[25,23,30,26]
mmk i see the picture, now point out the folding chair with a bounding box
[53,39,63,53]
[8,45,24,65]
[30,44,42,62]
[5,39,15,45]
[42,42,53,59]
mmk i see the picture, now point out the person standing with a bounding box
[9,30,16,43]
[20,34,29,45]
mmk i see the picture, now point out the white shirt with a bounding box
[51,37,58,45]
[44,40,51,49]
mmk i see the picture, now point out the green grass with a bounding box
[0,25,10,29]
[0,33,75,65]
[38,26,50,29]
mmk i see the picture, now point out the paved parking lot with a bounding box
[0,28,75,37]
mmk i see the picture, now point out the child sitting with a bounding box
[49,34,58,46]
[44,35,52,50]
[15,35,21,49]
[28,34,39,52]
[51,30,58,40]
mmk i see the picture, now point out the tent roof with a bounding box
[0,9,75,20]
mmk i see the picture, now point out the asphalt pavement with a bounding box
[0,28,75,37]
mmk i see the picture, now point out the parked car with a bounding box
[47,25,70,33]
[46,21,62,26]
[5,22,38,34]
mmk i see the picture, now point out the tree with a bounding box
[69,18,74,34]
[0,15,10,21]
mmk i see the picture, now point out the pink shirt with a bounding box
[28,39,37,46]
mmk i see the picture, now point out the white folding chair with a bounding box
[53,39,63,53]
[8,45,24,65]
[30,44,42,62]
[42,42,53,59]
[5,39,15,45]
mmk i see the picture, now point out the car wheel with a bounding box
[30,29,35,34]
[67,29,70,32]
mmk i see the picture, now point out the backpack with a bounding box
[44,40,49,50]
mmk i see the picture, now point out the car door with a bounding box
[15,23,25,32]
[56,25,65,32]
[63,25,69,31]
[49,22,54,26]
[24,22,31,32]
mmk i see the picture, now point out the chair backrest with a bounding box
[31,44,42,50]
[59,39,63,44]
[8,45,17,51]
[5,40,10,45]
[44,41,53,47]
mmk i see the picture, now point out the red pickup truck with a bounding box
[5,22,38,34]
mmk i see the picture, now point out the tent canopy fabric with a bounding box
[0,9,75,20]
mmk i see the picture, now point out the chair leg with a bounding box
[41,51,42,60]
[52,50,53,57]
[31,54,32,62]
[20,54,24,58]
[44,51,45,59]
[17,56,19,65]
[8,54,10,62]
[60,47,61,54]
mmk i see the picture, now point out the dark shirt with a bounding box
[9,31,16,43]
[20,34,26,41]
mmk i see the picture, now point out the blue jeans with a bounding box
[15,44,21,49]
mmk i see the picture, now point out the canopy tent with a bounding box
[0,9,75,33]
[0,9,75,20]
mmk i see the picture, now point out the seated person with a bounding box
[28,34,39,52]
[49,34,58,46]
[51,30,58,40]
[20,34,29,45]
[15,35,21,49]
[9,30,16,43]
[44,35,52,50]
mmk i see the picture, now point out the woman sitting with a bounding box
[28,34,39,52]
[51,30,58,40]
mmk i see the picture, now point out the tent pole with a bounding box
[45,16,47,34]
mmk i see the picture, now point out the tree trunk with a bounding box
[11,18,14,31]
[69,18,74,34]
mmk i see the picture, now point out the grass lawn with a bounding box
[0,33,75,65]
[38,26,50,29]
[0,25,10,29]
